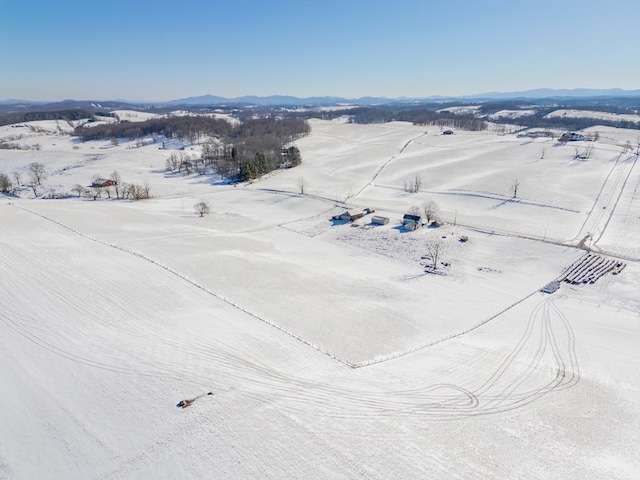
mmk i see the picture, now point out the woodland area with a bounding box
[342,106,487,131]
[0,109,96,127]
[74,115,310,182]
[74,115,233,143]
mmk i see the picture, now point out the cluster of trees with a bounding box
[297,99,640,132]
[0,172,17,194]
[82,171,151,200]
[0,141,41,150]
[407,200,440,225]
[198,118,308,182]
[476,100,640,131]
[404,173,423,193]
[511,112,639,132]
[0,162,47,196]
[74,115,233,143]
[0,162,152,201]
[319,106,487,131]
[73,112,309,182]
[0,109,95,128]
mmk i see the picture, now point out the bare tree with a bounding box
[584,145,594,159]
[412,173,423,193]
[72,184,85,197]
[120,182,131,199]
[297,176,306,194]
[425,239,447,271]
[128,184,143,200]
[194,201,210,217]
[574,146,594,160]
[422,200,440,224]
[28,162,47,185]
[142,180,151,199]
[92,186,103,200]
[195,158,207,175]
[90,174,103,200]
[511,179,520,199]
[110,170,121,198]
[166,152,179,172]
[179,152,192,174]
[403,173,423,193]
[408,205,421,216]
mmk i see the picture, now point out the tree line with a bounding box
[196,118,308,182]
[74,115,234,143]
[300,105,488,131]
[0,109,96,127]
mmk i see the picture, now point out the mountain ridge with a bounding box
[3,88,640,107]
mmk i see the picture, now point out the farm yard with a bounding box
[1,114,640,479]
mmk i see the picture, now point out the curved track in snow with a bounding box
[2,203,580,420]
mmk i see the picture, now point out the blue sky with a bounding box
[1,0,639,101]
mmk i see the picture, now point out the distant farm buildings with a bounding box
[330,208,435,230]
[332,207,377,223]
[559,132,586,142]
[517,131,554,139]
[91,178,116,188]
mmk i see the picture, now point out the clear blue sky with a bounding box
[1,0,639,101]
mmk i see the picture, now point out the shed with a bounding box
[402,213,423,230]
[338,209,364,222]
[371,215,389,225]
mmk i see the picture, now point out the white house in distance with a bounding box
[559,132,586,142]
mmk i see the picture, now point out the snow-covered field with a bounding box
[545,109,640,125]
[1,117,640,479]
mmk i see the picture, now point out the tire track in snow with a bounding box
[7,205,581,420]
[352,130,429,198]
[11,203,357,369]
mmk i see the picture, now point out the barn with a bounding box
[91,178,116,188]
[332,209,365,222]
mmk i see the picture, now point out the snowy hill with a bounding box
[1,116,639,479]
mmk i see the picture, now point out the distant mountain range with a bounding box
[2,88,640,108]
[164,88,640,106]
[465,88,640,100]
[163,94,396,106]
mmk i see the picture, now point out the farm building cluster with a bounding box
[331,208,439,231]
